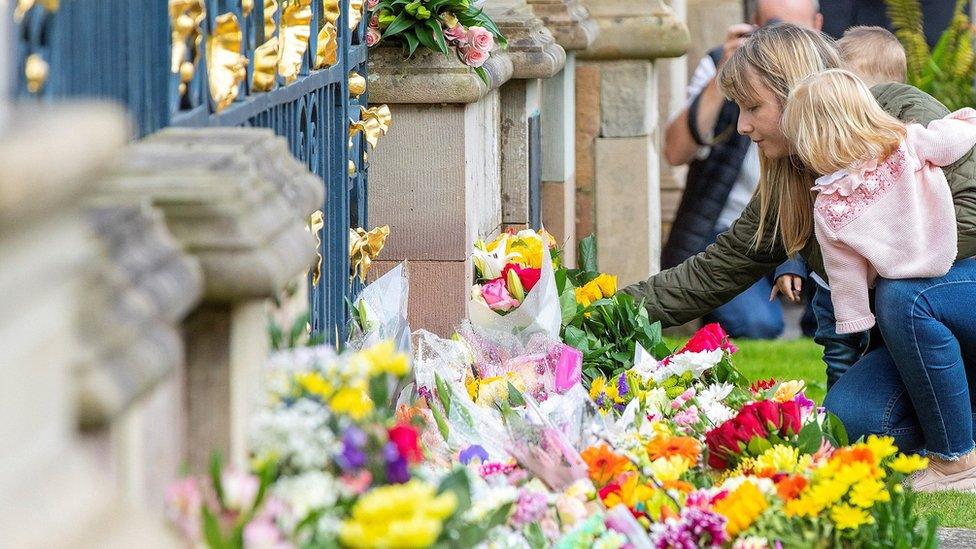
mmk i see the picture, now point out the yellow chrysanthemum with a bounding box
[339,480,457,548]
[329,387,373,420]
[753,445,809,475]
[830,503,874,530]
[772,380,805,403]
[890,453,930,475]
[849,479,890,508]
[297,372,333,399]
[360,340,410,377]
[865,435,899,462]
[649,455,690,484]
[714,481,769,536]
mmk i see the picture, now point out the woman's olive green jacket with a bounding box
[623,83,976,327]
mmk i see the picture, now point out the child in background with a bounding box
[771,27,906,388]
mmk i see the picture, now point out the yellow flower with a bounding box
[649,455,690,483]
[593,273,618,297]
[849,479,890,508]
[865,435,899,462]
[772,380,805,403]
[360,340,410,377]
[329,387,373,419]
[297,372,333,399]
[575,282,603,308]
[589,376,620,403]
[753,445,808,475]
[830,503,874,530]
[714,481,768,536]
[507,233,545,269]
[601,472,655,510]
[890,453,929,474]
[339,480,457,548]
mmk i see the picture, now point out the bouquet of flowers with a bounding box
[166,341,511,548]
[470,228,562,340]
[557,235,673,383]
[367,0,507,85]
[346,261,411,355]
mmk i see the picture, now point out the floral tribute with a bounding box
[367,0,507,84]
[471,227,557,315]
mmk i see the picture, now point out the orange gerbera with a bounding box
[832,446,876,467]
[776,474,808,501]
[646,436,702,464]
[582,443,634,488]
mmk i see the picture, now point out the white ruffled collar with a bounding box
[812,157,882,197]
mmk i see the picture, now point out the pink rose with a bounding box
[369,15,379,27]
[461,45,489,68]
[481,277,520,311]
[366,27,381,47]
[444,24,468,45]
[466,26,495,52]
[367,0,379,8]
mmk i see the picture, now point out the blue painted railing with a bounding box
[13,0,369,342]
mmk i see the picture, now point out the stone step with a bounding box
[938,527,976,548]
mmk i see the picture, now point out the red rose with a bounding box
[502,263,542,293]
[678,323,738,355]
[750,400,783,432]
[734,410,767,442]
[705,422,740,469]
[387,424,423,463]
[779,400,802,436]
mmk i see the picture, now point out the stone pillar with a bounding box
[102,128,323,473]
[0,103,176,546]
[658,0,689,245]
[487,0,566,230]
[576,0,689,285]
[368,48,513,336]
[527,0,597,266]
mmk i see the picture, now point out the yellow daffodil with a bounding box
[339,480,457,548]
[890,453,929,474]
[830,503,874,529]
[714,481,769,536]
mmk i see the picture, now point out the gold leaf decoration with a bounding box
[207,13,248,111]
[323,0,341,24]
[348,105,393,148]
[315,22,338,69]
[25,54,49,93]
[278,0,312,83]
[309,210,325,286]
[14,0,58,22]
[349,226,390,283]
[348,71,366,97]
[169,0,207,99]
[348,159,358,176]
[348,0,365,30]
[252,0,280,92]
[241,0,254,15]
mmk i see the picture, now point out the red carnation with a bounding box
[502,263,542,293]
[387,424,423,463]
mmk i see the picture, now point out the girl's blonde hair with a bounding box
[718,23,841,256]
[782,69,906,176]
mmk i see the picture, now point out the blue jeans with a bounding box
[702,229,784,339]
[811,284,869,390]
[825,259,976,459]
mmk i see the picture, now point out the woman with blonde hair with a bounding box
[622,23,976,492]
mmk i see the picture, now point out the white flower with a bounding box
[273,471,338,522]
[629,344,659,382]
[732,536,770,549]
[701,401,735,425]
[249,399,338,474]
[697,382,734,406]
[221,469,259,512]
[473,238,514,280]
[464,484,518,522]
[654,349,724,382]
[643,387,670,416]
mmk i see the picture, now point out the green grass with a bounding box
[665,335,976,529]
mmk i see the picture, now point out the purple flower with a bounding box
[617,373,629,398]
[418,385,433,402]
[384,442,410,484]
[336,426,368,472]
[654,508,727,549]
[511,490,548,528]
[795,393,816,418]
[459,445,489,465]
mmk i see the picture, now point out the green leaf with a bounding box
[474,66,490,87]
[437,468,473,509]
[209,453,225,506]
[414,25,439,51]
[797,421,823,454]
[435,373,451,415]
[382,12,415,38]
[578,234,598,273]
[524,522,547,549]
[431,402,450,441]
[507,381,525,407]
[747,436,772,456]
[824,411,850,447]
[404,30,420,56]
[426,18,449,54]
[201,504,227,549]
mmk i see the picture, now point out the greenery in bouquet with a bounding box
[367,0,507,85]
[166,342,508,548]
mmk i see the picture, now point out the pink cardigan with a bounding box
[813,108,976,334]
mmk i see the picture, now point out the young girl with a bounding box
[782,68,976,490]
[782,69,976,335]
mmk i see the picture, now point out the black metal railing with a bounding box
[13,0,370,341]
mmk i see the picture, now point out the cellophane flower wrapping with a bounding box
[346,261,411,355]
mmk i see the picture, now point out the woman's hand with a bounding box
[771,274,803,303]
